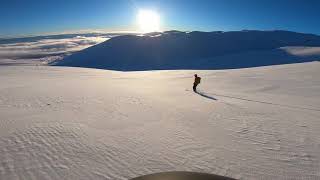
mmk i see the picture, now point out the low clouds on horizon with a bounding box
[0,34,111,65]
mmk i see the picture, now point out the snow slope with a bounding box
[56,30,320,70]
[1,62,320,179]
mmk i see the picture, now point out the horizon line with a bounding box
[1,28,320,40]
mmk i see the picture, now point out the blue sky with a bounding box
[1,0,320,37]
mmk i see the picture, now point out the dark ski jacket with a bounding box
[194,77,201,85]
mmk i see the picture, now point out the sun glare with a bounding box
[137,10,160,33]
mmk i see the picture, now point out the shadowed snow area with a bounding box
[55,30,320,71]
[0,62,320,179]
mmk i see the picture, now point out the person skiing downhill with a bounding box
[193,74,201,92]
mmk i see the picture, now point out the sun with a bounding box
[137,10,160,33]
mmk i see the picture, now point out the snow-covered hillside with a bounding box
[55,30,320,70]
[1,62,319,179]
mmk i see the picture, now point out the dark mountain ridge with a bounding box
[55,30,320,71]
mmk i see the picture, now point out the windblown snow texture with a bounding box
[1,62,320,179]
[56,30,320,70]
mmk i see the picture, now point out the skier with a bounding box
[193,74,201,92]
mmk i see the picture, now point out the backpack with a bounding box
[196,77,201,84]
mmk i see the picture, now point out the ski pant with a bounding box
[193,83,199,92]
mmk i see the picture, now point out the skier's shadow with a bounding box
[196,91,218,101]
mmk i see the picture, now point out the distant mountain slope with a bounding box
[55,30,320,70]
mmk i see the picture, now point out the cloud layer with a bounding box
[0,34,110,65]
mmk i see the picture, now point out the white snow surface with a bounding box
[0,62,320,180]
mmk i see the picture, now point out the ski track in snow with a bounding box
[0,62,320,179]
[198,91,320,112]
